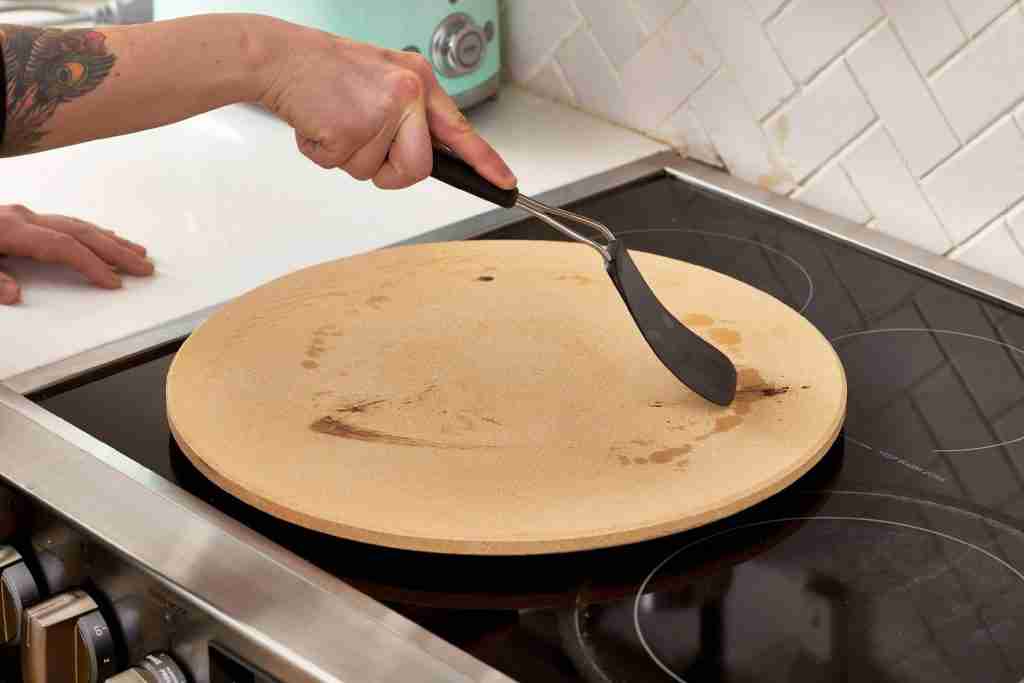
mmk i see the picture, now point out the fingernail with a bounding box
[501,163,517,188]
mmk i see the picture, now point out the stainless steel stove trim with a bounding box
[0,383,513,682]
[665,159,1024,311]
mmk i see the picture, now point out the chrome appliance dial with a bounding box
[21,590,116,683]
[0,546,40,645]
[431,12,491,77]
[107,653,188,682]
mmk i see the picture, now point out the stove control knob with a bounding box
[106,653,188,683]
[21,590,116,683]
[0,545,40,646]
[431,12,490,77]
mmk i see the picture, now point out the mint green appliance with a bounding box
[153,0,501,109]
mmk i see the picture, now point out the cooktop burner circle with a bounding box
[566,492,1024,683]
[617,229,814,313]
[831,328,1024,467]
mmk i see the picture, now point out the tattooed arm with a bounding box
[0,17,266,156]
[0,14,515,303]
[0,15,515,184]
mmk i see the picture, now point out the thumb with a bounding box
[0,269,21,305]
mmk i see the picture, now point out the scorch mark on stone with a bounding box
[311,393,493,450]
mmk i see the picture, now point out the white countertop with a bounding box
[0,87,667,384]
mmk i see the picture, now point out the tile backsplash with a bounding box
[501,0,1024,292]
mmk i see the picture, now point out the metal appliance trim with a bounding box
[0,384,512,682]
[663,159,1024,311]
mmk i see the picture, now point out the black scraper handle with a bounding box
[431,147,519,208]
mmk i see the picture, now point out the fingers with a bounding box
[342,109,405,181]
[102,228,147,256]
[373,102,432,190]
[424,78,516,189]
[38,215,154,277]
[0,208,156,298]
[4,222,122,289]
[290,47,513,190]
[0,270,20,305]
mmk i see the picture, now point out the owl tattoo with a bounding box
[0,26,116,155]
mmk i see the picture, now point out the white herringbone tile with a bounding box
[525,61,575,107]
[1006,206,1024,267]
[878,0,964,74]
[574,0,646,69]
[764,61,875,182]
[843,126,952,254]
[747,0,790,22]
[620,2,720,131]
[657,106,722,166]
[924,116,1024,243]
[847,23,958,176]
[691,69,795,192]
[946,0,1015,36]
[767,0,883,82]
[931,7,1024,143]
[503,0,1024,292]
[694,0,794,119]
[503,0,582,82]
[556,27,627,122]
[954,218,1024,287]
[630,0,687,36]
[792,163,873,224]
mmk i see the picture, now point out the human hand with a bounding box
[257,23,516,190]
[0,205,153,304]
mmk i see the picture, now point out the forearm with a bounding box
[0,14,282,156]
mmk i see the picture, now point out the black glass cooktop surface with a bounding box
[34,173,1024,682]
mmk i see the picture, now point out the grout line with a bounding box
[840,163,876,224]
[1007,218,1024,256]
[650,64,722,133]
[966,0,1022,39]
[945,196,1024,258]
[622,0,649,35]
[945,215,1006,260]
[790,155,845,199]
[873,123,957,247]
[761,48,859,127]
[842,46,954,244]
[764,0,796,25]
[588,28,628,86]
[517,19,584,84]
[659,63,724,128]
[789,104,879,186]
[817,118,882,186]
[929,2,1021,82]
[548,57,579,108]
[942,0,970,38]
[879,15,964,149]
[791,14,888,87]
[920,110,1022,185]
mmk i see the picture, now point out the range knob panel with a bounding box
[22,590,116,683]
[431,12,491,77]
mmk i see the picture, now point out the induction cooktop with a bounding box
[34,171,1024,682]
